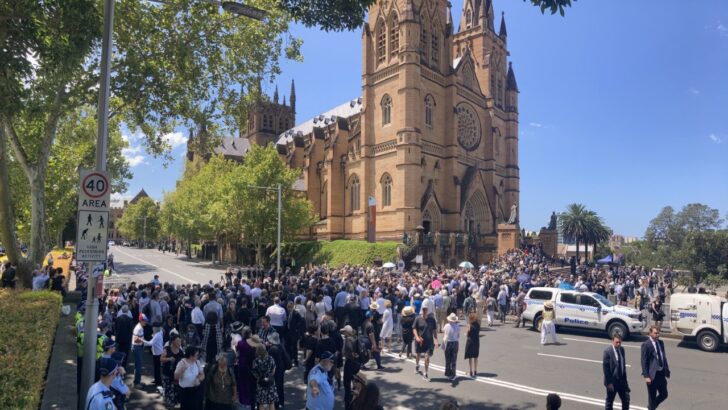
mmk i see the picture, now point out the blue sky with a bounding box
[117,0,728,237]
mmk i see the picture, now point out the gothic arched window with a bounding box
[424,95,434,127]
[381,173,392,207]
[431,29,439,66]
[389,13,399,59]
[381,94,392,125]
[420,17,429,64]
[376,19,386,65]
[349,175,360,212]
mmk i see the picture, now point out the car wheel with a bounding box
[534,315,543,332]
[608,321,627,340]
[697,330,720,352]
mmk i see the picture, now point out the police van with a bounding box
[670,293,728,352]
[522,287,645,339]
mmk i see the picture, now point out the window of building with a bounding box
[381,174,392,207]
[465,9,472,29]
[420,21,428,64]
[377,19,386,65]
[381,94,392,125]
[389,14,399,59]
[349,175,360,212]
[424,95,434,127]
[430,31,439,66]
[320,181,328,219]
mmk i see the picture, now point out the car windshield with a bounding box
[592,293,614,307]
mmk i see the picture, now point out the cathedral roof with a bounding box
[506,62,519,92]
[276,97,363,145]
[214,136,251,157]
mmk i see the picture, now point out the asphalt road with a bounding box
[114,247,728,410]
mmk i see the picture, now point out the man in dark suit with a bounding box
[641,326,670,409]
[603,334,630,410]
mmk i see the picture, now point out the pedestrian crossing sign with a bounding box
[76,210,109,262]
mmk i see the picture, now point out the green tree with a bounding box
[585,214,611,262]
[0,0,298,270]
[559,203,590,262]
[678,203,724,233]
[228,145,316,264]
[117,197,161,246]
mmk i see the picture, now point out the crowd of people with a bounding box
[75,246,683,410]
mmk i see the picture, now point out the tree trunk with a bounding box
[575,239,580,264]
[0,132,22,266]
[28,170,49,272]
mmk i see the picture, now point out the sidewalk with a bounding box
[41,291,81,410]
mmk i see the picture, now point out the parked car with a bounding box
[670,293,728,352]
[522,287,645,340]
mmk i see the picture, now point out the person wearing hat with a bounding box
[306,351,336,410]
[95,338,130,409]
[350,372,368,407]
[85,357,119,410]
[267,332,289,409]
[399,306,416,359]
[131,313,149,387]
[341,325,361,410]
[541,301,558,345]
[442,313,460,382]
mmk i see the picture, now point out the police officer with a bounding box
[97,339,130,410]
[86,357,118,410]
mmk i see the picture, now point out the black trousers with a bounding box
[647,370,668,410]
[179,384,203,410]
[343,359,360,410]
[153,354,162,386]
[605,379,630,410]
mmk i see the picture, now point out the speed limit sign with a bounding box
[78,169,110,210]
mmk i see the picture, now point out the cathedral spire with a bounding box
[499,11,507,38]
[446,1,453,36]
[506,61,518,92]
[289,79,296,112]
[282,95,287,106]
[273,85,279,104]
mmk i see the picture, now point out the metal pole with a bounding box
[277,184,281,275]
[81,0,114,406]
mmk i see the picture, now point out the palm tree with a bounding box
[559,203,591,263]
[585,214,612,262]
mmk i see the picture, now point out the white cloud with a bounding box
[688,87,700,95]
[121,132,142,144]
[163,131,187,149]
[717,23,728,37]
[125,155,146,167]
[529,122,543,128]
[708,133,723,144]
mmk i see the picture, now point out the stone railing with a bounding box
[370,139,397,155]
[422,66,445,87]
[421,140,444,156]
[371,65,399,84]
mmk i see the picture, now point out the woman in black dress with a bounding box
[399,306,415,359]
[464,312,481,378]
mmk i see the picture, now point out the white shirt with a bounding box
[191,307,205,325]
[251,287,262,301]
[132,323,145,346]
[176,359,202,388]
[323,295,333,312]
[144,331,164,355]
[443,323,460,342]
[266,304,287,327]
[422,297,435,314]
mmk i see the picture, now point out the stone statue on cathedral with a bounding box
[507,203,518,225]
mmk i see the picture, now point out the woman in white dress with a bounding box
[379,300,394,352]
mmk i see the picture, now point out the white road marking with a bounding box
[384,352,646,409]
[537,352,631,367]
[564,337,641,349]
[114,248,196,284]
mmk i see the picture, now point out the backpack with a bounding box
[356,335,370,365]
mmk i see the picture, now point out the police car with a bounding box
[670,293,728,352]
[522,287,645,339]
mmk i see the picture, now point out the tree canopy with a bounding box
[117,196,161,245]
[162,145,316,264]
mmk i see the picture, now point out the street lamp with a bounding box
[80,1,267,405]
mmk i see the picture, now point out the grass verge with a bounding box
[0,290,62,409]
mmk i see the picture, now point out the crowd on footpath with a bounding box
[1,251,70,292]
[73,245,688,410]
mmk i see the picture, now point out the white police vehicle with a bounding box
[670,293,728,352]
[522,287,645,339]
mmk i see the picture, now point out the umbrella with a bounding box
[459,261,475,269]
[382,262,396,268]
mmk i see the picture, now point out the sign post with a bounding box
[77,169,110,407]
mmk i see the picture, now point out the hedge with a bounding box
[293,240,401,267]
[0,290,62,409]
